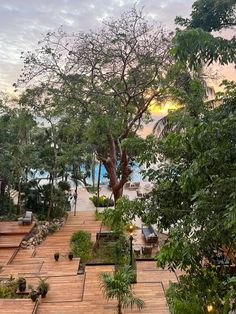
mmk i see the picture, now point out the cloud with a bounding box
[0,0,195,92]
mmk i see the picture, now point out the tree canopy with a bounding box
[173,0,236,68]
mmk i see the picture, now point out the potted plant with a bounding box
[37,278,49,298]
[68,252,74,261]
[28,285,38,302]
[54,252,59,261]
[18,277,26,292]
[78,262,85,275]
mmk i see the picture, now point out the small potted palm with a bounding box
[28,285,38,302]
[18,277,26,292]
[37,278,49,298]
[54,252,59,261]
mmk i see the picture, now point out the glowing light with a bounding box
[149,100,182,114]
[207,305,214,312]
[127,224,134,234]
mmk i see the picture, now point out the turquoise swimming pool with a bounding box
[30,163,143,185]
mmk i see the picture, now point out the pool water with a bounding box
[29,163,143,185]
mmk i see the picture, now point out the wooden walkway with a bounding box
[0,210,180,313]
[0,222,35,265]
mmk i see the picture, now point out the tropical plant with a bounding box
[37,278,49,297]
[70,230,93,262]
[0,277,18,298]
[166,270,236,314]
[17,277,26,292]
[89,195,114,207]
[102,197,135,232]
[100,266,144,314]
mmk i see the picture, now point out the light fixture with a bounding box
[128,224,134,234]
[207,305,214,312]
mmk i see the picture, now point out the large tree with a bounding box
[17,8,172,202]
[173,0,236,68]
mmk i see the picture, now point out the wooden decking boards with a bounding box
[0,210,180,313]
[0,299,35,314]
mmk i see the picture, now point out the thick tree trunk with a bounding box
[102,135,131,204]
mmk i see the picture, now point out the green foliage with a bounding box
[108,234,129,266]
[89,195,114,207]
[37,278,49,295]
[102,197,135,232]
[70,230,93,262]
[48,223,58,233]
[57,181,71,191]
[176,0,236,32]
[0,277,18,298]
[95,209,103,221]
[100,266,145,314]
[166,270,236,314]
[173,0,236,68]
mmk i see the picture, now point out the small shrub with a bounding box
[95,209,103,221]
[86,186,98,193]
[58,181,71,191]
[0,277,18,298]
[70,230,93,262]
[48,223,58,233]
[89,195,114,207]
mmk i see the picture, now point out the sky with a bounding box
[0,0,235,94]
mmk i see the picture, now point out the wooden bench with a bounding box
[142,225,158,244]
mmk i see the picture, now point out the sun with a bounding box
[150,99,182,114]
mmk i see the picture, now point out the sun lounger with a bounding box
[142,245,153,256]
[18,211,33,225]
[142,225,158,244]
[128,182,140,190]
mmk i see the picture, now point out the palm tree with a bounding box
[100,266,144,314]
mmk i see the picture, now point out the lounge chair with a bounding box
[128,182,140,190]
[18,211,33,225]
[142,225,158,244]
[142,246,152,256]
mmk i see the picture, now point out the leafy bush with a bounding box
[89,195,114,207]
[58,181,71,191]
[86,186,98,193]
[0,277,18,298]
[0,195,17,219]
[48,223,58,233]
[166,269,236,314]
[102,197,135,232]
[70,230,93,262]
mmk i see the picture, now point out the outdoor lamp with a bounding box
[128,224,134,234]
[128,224,134,266]
[207,305,214,312]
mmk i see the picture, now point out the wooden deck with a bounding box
[0,221,35,265]
[0,299,35,314]
[0,210,180,313]
[0,222,35,235]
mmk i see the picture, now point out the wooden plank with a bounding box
[0,299,34,314]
